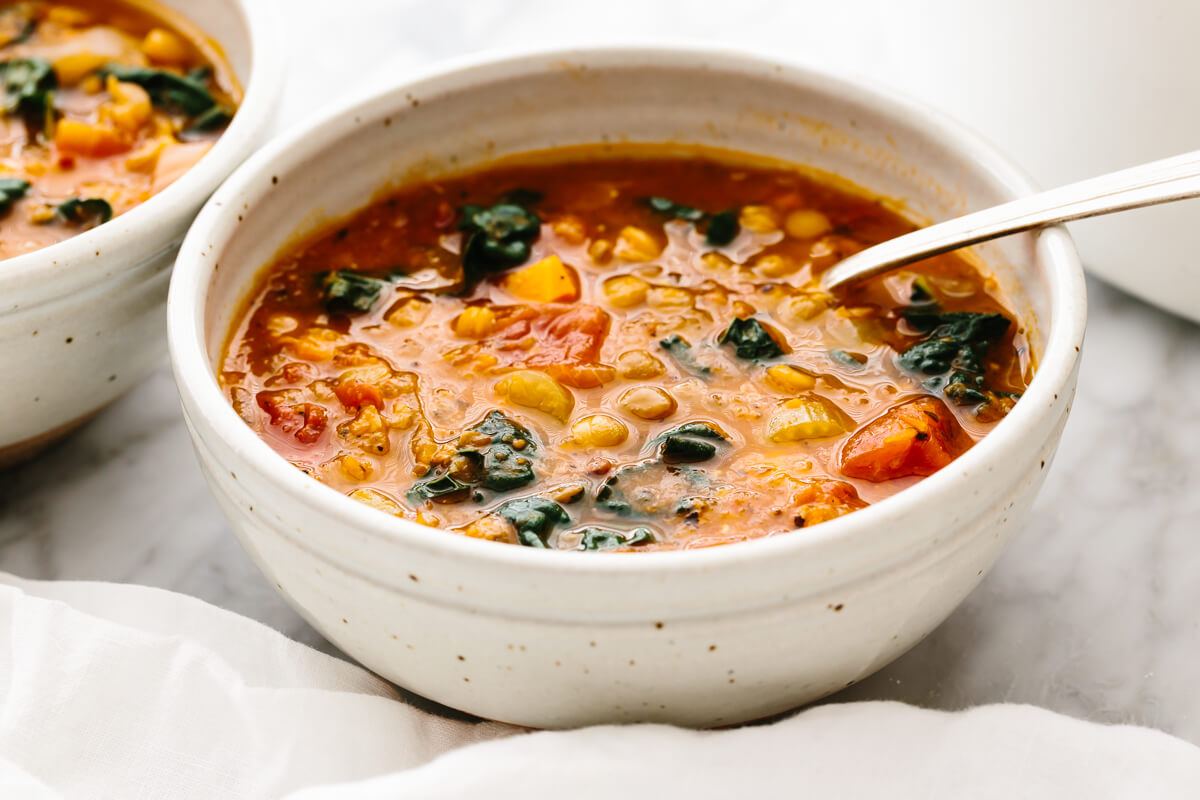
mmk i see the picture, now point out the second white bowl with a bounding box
[0,0,282,465]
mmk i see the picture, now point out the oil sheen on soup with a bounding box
[221,148,1032,552]
[0,0,240,258]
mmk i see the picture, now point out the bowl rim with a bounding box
[0,0,284,306]
[169,43,1087,579]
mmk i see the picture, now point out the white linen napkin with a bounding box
[1,572,1198,799]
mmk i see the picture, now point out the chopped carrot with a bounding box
[839,396,969,482]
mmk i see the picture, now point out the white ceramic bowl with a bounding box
[169,46,1086,728]
[0,0,282,465]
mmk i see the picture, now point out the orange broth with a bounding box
[221,148,1031,552]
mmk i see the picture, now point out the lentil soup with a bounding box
[220,147,1031,552]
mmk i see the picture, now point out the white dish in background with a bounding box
[772,0,1200,321]
[0,0,283,465]
[168,46,1086,728]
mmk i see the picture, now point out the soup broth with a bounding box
[221,148,1031,552]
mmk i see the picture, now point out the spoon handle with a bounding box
[820,148,1200,290]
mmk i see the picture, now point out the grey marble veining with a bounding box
[3,0,1199,741]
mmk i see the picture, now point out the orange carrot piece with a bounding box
[839,396,970,482]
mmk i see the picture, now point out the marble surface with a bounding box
[3,0,1200,742]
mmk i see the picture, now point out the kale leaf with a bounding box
[658,334,712,378]
[0,177,29,216]
[0,58,56,138]
[644,196,741,245]
[101,64,218,117]
[899,312,1010,374]
[406,474,471,504]
[704,209,739,246]
[596,461,709,518]
[578,526,655,551]
[458,202,540,287]
[57,197,113,227]
[406,411,538,507]
[318,270,389,314]
[909,276,936,305]
[653,422,727,464]
[718,317,784,360]
[645,195,704,222]
[898,311,1011,406]
[498,497,570,548]
[468,410,537,492]
[181,104,233,138]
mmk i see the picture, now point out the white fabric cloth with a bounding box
[1,572,1198,799]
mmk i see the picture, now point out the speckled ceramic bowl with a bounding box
[0,0,282,466]
[169,46,1086,728]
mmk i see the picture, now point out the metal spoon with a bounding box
[819,148,1200,290]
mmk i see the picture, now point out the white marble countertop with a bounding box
[3,0,1199,741]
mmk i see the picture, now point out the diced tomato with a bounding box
[839,396,969,482]
[476,304,612,388]
[257,392,329,444]
[335,380,383,410]
[533,305,608,361]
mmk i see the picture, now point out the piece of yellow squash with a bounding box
[502,254,579,303]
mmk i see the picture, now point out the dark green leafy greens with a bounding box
[704,210,739,246]
[577,526,655,551]
[644,196,741,246]
[407,411,538,504]
[658,335,712,377]
[653,422,727,464]
[0,177,29,216]
[181,104,233,138]
[468,411,537,492]
[898,311,1012,406]
[596,461,709,518]
[645,195,704,222]
[57,197,113,227]
[406,474,471,503]
[909,276,936,305]
[100,63,234,138]
[101,64,218,116]
[718,317,783,360]
[458,202,541,288]
[498,497,570,548]
[0,57,56,138]
[318,271,389,314]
